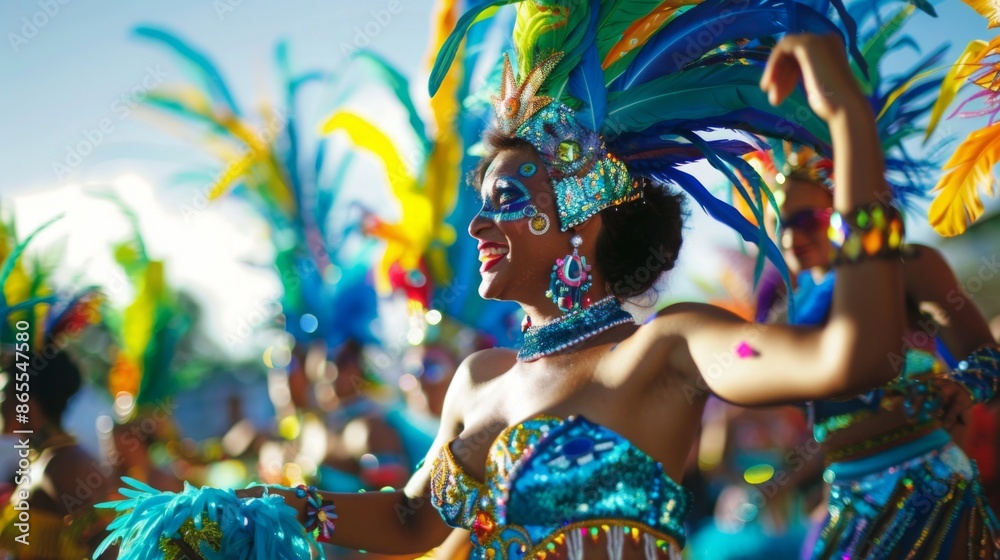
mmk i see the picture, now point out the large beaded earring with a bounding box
[546,234,592,312]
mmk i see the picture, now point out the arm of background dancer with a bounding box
[903,244,995,358]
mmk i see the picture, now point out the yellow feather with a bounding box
[962,0,1000,28]
[925,39,988,141]
[929,121,1000,236]
[321,112,417,193]
[321,111,434,293]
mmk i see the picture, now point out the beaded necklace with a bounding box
[518,296,633,361]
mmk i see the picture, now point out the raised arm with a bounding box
[656,33,906,406]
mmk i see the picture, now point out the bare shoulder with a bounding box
[439,348,517,429]
[458,347,518,388]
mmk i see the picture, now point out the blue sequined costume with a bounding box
[430,415,690,559]
[792,272,1000,560]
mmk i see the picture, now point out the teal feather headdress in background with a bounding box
[131,26,383,353]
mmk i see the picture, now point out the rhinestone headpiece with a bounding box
[490,53,640,231]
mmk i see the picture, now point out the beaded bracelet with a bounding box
[827,202,904,265]
[948,345,1000,404]
[296,484,337,542]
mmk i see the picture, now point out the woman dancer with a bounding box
[758,12,1000,556]
[774,165,998,558]
[99,5,999,560]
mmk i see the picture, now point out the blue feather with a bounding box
[605,64,831,147]
[684,132,793,298]
[821,0,868,77]
[614,0,846,90]
[653,168,793,310]
[619,137,758,167]
[566,0,605,130]
[133,26,240,114]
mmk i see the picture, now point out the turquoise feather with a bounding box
[429,0,520,95]
[134,26,241,114]
[95,477,318,559]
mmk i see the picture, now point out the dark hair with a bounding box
[473,130,686,299]
[597,179,685,298]
[3,351,83,425]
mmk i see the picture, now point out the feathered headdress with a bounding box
[923,33,1000,236]
[0,211,57,348]
[132,27,382,352]
[429,0,870,291]
[321,0,522,347]
[0,209,102,354]
[97,196,191,413]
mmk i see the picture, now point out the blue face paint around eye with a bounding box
[478,176,534,222]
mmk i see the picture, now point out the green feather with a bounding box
[603,65,830,144]
[429,0,519,96]
[0,215,62,312]
[853,5,914,95]
[512,1,595,104]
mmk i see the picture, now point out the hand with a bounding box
[237,485,308,523]
[937,379,975,430]
[760,33,867,122]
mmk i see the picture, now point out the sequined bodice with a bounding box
[430,415,689,558]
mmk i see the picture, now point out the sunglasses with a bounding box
[781,208,832,233]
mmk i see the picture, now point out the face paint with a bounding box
[478,175,535,222]
[519,162,537,178]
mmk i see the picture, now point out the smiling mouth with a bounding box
[478,245,509,272]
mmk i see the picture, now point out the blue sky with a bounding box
[0,1,993,195]
[0,0,997,349]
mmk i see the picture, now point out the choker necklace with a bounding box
[518,296,634,361]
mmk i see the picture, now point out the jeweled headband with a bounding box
[490,52,640,230]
